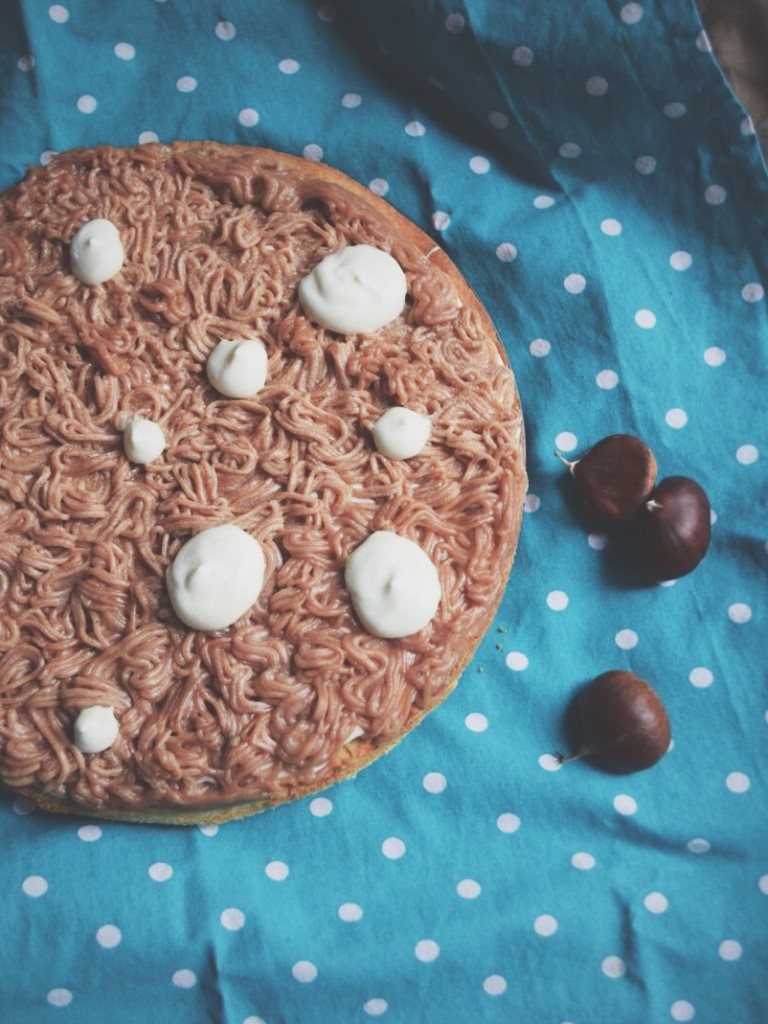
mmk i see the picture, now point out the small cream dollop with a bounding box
[69,218,125,285]
[206,338,268,398]
[123,417,165,464]
[298,244,407,334]
[344,530,441,639]
[74,706,119,754]
[166,524,266,631]
[372,407,431,460]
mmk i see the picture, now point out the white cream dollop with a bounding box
[298,244,407,334]
[206,338,269,398]
[74,706,119,754]
[123,417,165,464]
[344,530,441,639]
[166,524,266,631]
[69,218,125,285]
[372,407,431,460]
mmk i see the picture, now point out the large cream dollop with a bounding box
[206,338,268,398]
[372,407,431,460]
[344,530,441,638]
[298,244,407,334]
[69,218,125,284]
[74,706,119,754]
[166,524,266,631]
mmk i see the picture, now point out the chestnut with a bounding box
[638,476,711,580]
[558,670,671,773]
[557,434,657,524]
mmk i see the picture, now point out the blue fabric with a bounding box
[2,2,767,1022]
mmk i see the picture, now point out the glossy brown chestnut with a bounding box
[639,476,711,580]
[557,434,657,523]
[558,670,671,773]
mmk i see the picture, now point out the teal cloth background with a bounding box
[1,2,767,1022]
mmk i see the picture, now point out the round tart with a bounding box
[0,142,527,823]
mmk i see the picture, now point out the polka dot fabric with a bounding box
[1,2,767,1022]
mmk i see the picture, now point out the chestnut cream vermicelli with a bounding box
[0,143,526,820]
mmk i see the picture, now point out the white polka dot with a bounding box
[465,712,488,733]
[368,178,389,196]
[78,824,102,841]
[40,151,57,165]
[726,771,750,793]
[404,121,426,137]
[704,184,727,205]
[635,309,656,328]
[423,771,447,794]
[489,111,509,128]
[538,753,563,772]
[139,131,159,144]
[47,989,73,1007]
[524,494,541,513]
[238,109,259,127]
[215,21,236,40]
[114,42,135,60]
[172,970,197,989]
[445,12,465,33]
[588,532,609,550]
[735,445,759,465]
[533,914,558,936]
[414,939,440,962]
[614,794,637,815]
[303,143,323,161]
[77,95,97,114]
[512,46,534,66]
[718,940,742,961]
[615,629,638,650]
[596,369,619,389]
[670,1000,695,1022]
[17,55,35,72]
[586,76,608,96]
[741,116,755,135]
[309,796,333,817]
[600,218,622,236]
[505,651,529,671]
[22,875,48,897]
[665,408,688,429]
[758,875,768,895]
[220,907,245,931]
[564,273,586,294]
[496,812,521,834]
[741,282,765,303]
[663,102,687,119]
[496,242,517,262]
[176,76,197,93]
[530,337,551,357]
[728,602,753,623]
[49,5,69,23]
[148,862,173,882]
[363,998,388,1016]
[265,860,289,881]
[703,346,726,366]
[635,155,657,174]
[292,960,318,982]
[669,250,692,270]
[602,955,627,978]
[279,58,299,74]
[381,837,406,859]
[571,852,596,870]
[533,195,555,209]
[620,2,644,23]
[244,1017,266,1024]
[689,667,713,688]
[555,431,577,452]
[546,590,569,611]
[341,93,362,108]
[644,891,668,913]
[483,975,508,995]
[317,4,337,22]
[96,924,122,948]
[338,902,363,922]
[198,824,218,836]
[432,211,450,231]
[559,142,581,159]
[456,878,481,899]
[469,155,491,174]
[687,838,711,854]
